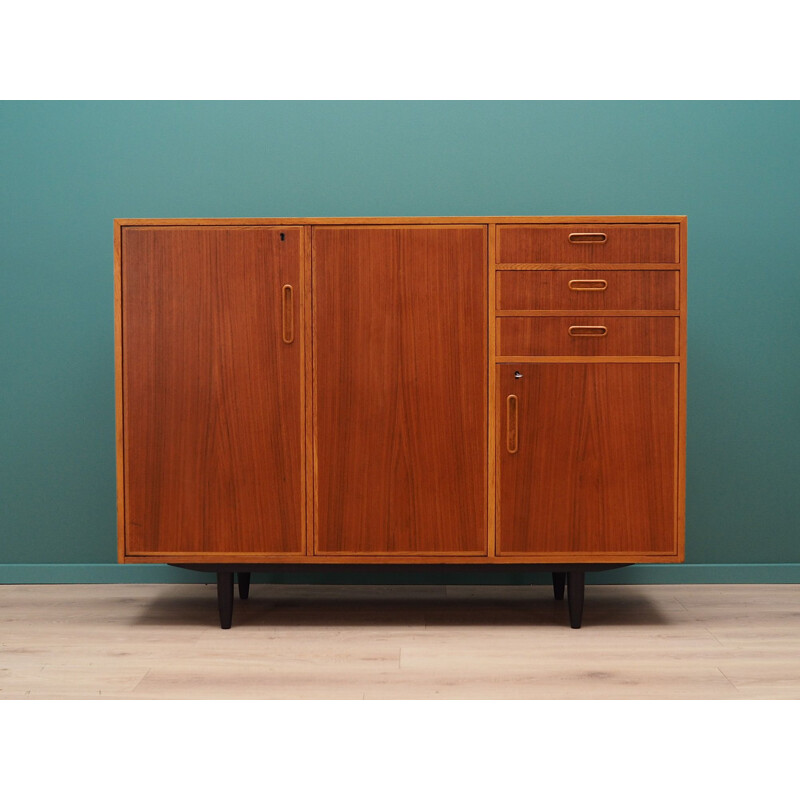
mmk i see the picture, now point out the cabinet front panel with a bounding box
[122,226,304,554]
[497,316,678,357]
[497,224,679,265]
[496,363,677,555]
[314,226,487,554]
[497,270,679,311]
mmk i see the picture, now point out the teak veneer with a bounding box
[115,216,687,628]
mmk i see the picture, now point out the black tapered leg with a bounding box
[552,571,567,601]
[238,572,251,600]
[217,571,234,629]
[567,570,585,629]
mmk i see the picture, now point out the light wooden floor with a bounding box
[1,583,798,699]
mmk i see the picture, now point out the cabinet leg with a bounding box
[217,571,234,629]
[238,572,251,600]
[567,570,585,629]
[552,571,566,601]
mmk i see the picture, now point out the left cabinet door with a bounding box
[120,226,304,557]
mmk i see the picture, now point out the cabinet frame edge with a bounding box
[114,220,126,563]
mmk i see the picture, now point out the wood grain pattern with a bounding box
[497,224,679,265]
[496,363,677,556]
[122,226,304,555]
[313,226,487,555]
[497,316,678,357]
[497,270,679,311]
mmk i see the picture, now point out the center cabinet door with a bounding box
[313,226,488,555]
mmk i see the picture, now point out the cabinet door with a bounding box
[314,226,487,555]
[497,363,677,556]
[122,226,303,555]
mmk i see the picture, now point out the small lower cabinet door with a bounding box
[122,226,304,556]
[497,363,678,556]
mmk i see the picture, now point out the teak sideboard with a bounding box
[115,216,687,628]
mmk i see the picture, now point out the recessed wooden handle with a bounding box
[568,325,608,337]
[506,394,518,454]
[281,284,294,344]
[568,232,607,244]
[568,279,608,291]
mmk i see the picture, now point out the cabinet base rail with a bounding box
[172,563,631,629]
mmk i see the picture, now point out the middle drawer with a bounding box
[496,270,679,311]
[497,316,679,356]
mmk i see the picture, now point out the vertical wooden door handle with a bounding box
[506,394,518,454]
[281,284,294,344]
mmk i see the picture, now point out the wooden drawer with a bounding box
[497,270,679,311]
[497,224,679,265]
[497,316,678,356]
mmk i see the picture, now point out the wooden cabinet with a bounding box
[115,216,686,628]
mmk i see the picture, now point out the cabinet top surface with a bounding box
[115,215,687,227]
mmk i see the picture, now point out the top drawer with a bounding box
[496,224,680,266]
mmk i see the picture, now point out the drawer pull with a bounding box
[506,394,518,454]
[281,284,294,344]
[568,232,607,244]
[568,325,608,337]
[568,279,608,291]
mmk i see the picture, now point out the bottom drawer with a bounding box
[497,316,678,356]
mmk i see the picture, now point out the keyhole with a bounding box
[280,232,285,241]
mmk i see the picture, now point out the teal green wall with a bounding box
[1,101,798,583]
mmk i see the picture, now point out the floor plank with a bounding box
[0,584,797,699]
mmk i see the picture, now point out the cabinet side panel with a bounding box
[678,218,688,560]
[122,226,304,555]
[314,226,488,554]
[115,221,125,562]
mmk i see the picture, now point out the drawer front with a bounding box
[497,270,679,311]
[497,316,678,356]
[497,224,679,265]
